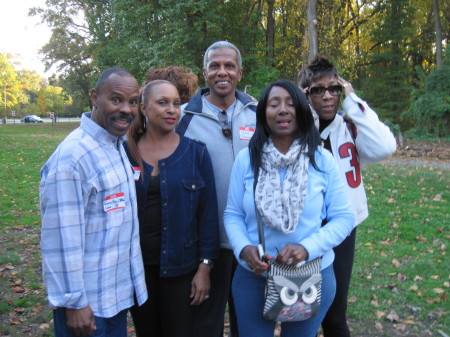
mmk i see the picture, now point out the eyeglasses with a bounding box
[308,85,342,97]
[218,110,232,138]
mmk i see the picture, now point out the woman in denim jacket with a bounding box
[125,80,219,337]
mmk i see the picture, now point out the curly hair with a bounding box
[143,66,198,104]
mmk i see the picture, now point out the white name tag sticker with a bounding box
[103,193,125,212]
[132,167,141,181]
[239,127,255,141]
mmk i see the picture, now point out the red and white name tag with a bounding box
[132,167,141,181]
[103,193,125,212]
[239,127,255,141]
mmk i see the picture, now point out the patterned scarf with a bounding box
[254,138,309,234]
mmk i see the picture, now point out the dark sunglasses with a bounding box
[218,110,232,138]
[308,85,342,97]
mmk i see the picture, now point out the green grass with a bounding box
[347,162,449,335]
[0,123,79,336]
[0,123,448,336]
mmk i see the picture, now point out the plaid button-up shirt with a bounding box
[40,114,147,318]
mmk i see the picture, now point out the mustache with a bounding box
[113,113,134,122]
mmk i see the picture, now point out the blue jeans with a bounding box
[232,264,336,337]
[53,308,127,337]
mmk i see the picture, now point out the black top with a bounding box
[319,117,334,153]
[141,175,162,265]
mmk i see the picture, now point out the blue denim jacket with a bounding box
[125,136,219,277]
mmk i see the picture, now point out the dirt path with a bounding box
[388,139,450,168]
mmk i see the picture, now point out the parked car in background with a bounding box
[21,115,44,123]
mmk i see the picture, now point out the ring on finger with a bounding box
[205,294,210,299]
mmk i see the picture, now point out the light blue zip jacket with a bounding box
[177,88,257,249]
[224,147,355,271]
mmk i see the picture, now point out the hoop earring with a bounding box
[143,115,147,131]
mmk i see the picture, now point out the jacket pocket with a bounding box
[182,178,205,191]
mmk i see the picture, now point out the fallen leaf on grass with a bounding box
[433,288,445,294]
[432,194,442,202]
[402,319,417,325]
[392,259,401,267]
[409,285,419,291]
[414,275,423,282]
[407,305,421,312]
[375,322,383,330]
[39,323,50,330]
[10,317,23,325]
[427,311,448,319]
[31,303,42,313]
[397,273,407,281]
[11,285,25,293]
[386,312,400,322]
[416,235,428,243]
[14,307,25,314]
[376,310,386,319]
[0,263,15,271]
[395,323,407,331]
[431,275,440,280]
[425,295,445,304]
[348,296,357,303]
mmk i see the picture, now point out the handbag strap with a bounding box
[253,169,266,258]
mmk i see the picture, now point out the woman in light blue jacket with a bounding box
[224,80,354,337]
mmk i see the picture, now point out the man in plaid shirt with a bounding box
[40,67,147,337]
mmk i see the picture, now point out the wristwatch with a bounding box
[199,258,214,267]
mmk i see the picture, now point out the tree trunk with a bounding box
[433,0,443,68]
[266,0,275,65]
[307,0,318,62]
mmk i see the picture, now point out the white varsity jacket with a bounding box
[317,92,397,227]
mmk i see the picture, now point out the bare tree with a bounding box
[307,0,318,62]
[433,0,443,67]
[266,0,275,64]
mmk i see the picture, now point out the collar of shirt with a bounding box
[81,112,126,148]
[201,95,236,123]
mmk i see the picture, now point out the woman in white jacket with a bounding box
[297,55,397,337]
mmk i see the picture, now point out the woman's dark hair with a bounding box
[249,79,321,176]
[297,55,339,89]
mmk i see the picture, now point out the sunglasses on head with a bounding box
[308,85,342,97]
[218,110,232,138]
